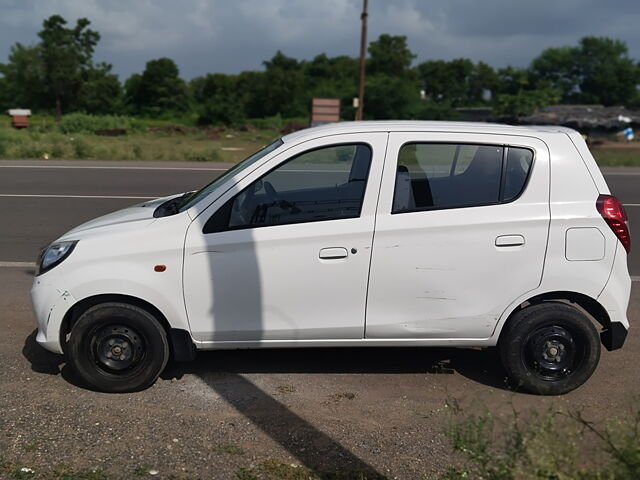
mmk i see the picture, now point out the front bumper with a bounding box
[31,274,76,354]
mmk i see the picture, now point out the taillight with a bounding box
[596,194,631,254]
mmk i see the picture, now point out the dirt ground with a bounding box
[0,266,638,479]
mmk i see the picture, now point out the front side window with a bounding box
[204,143,372,233]
[179,139,283,212]
[393,143,533,213]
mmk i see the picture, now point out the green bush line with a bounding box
[1,114,639,165]
[0,115,284,162]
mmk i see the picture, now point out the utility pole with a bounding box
[355,0,368,121]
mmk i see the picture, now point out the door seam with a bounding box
[363,131,391,339]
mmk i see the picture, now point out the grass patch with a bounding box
[133,465,150,476]
[276,384,297,394]
[213,443,245,455]
[592,148,640,167]
[236,459,385,480]
[326,392,357,403]
[49,464,108,480]
[0,460,108,480]
[183,147,221,162]
[0,120,280,162]
[23,441,39,453]
[440,397,640,479]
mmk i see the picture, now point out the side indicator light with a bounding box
[154,265,167,272]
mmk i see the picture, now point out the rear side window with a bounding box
[503,148,533,202]
[393,143,533,214]
[205,143,372,233]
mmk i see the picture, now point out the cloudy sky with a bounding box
[1,0,640,81]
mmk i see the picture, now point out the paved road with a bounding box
[0,160,638,276]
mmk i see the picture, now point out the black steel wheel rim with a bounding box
[522,324,583,381]
[92,324,145,372]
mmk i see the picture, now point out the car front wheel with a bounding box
[499,302,601,395]
[67,302,169,393]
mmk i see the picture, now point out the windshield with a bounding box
[178,139,283,212]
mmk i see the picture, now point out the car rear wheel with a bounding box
[499,302,600,395]
[67,302,169,393]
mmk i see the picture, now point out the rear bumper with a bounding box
[600,322,628,351]
[597,243,631,350]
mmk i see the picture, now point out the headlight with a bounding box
[36,241,78,276]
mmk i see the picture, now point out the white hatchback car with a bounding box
[31,121,631,394]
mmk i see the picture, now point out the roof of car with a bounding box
[281,120,578,143]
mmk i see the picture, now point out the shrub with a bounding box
[441,398,640,480]
[183,148,220,162]
[72,138,95,159]
[248,114,286,130]
[58,113,147,134]
[14,143,46,159]
[198,95,246,127]
[50,144,66,158]
[132,144,143,159]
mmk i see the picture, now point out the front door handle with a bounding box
[495,235,525,247]
[319,247,348,259]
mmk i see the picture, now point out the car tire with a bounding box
[499,302,601,395]
[67,302,169,393]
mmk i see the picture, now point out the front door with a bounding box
[366,132,550,339]
[183,133,388,344]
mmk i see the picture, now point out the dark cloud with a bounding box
[1,0,639,82]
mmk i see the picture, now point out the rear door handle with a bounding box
[495,235,525,247]
[319,247,348,259]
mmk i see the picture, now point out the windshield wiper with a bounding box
[153,191,194,218]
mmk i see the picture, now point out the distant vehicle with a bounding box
[31,121,631,394]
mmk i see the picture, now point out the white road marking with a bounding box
[0,262,36,268]
[624,204,640,207]
[601,171,640,176]
[0,194,152,200]
[632,276,640,282]
[0,165,227,172]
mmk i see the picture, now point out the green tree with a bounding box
[417,58,495,107]
[76,62,123,114]
[0,43,45,110]
[493,66,560,117]
[123,73,142,112]
[190,73,246,126]
[236,70,268,119]
[303,54,358,119]
[259,51,306,117]
[493,89,558,117]
[530,36,640,106]
[127,58,188,115]
[367,34,415,76]
[418,59,470,105]
[530,45,577,101]
[364,35,419,119]
[468,61,498,104]
[38,15,100,120]
[364,74,420,120]
[576,36,640,105]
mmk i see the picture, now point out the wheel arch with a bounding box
[498,290,612,346]
[60,293,172,351]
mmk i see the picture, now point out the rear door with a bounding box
[366,132,550,339]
